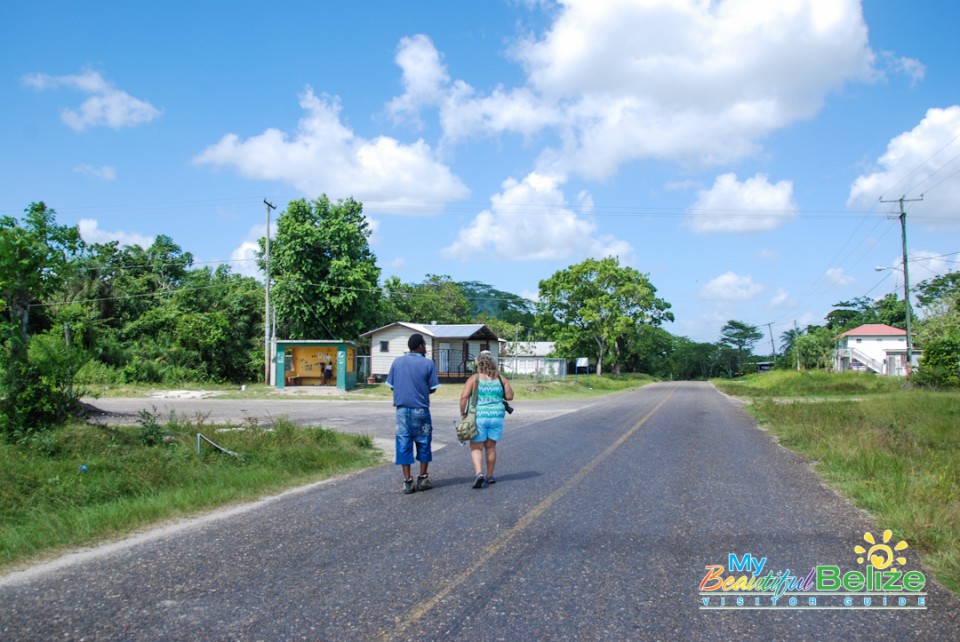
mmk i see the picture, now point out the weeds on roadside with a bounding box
[0,414,380,570]
[725,372,960,596]
[713,370,902,397]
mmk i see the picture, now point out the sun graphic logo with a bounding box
[855,530,909,570]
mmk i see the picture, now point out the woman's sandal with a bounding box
[472,474,485,489]
[486,476,496,484]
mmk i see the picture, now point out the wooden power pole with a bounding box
[263,199,276,384]
[880,195,922,380]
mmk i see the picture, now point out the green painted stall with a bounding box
[275,340,359,391]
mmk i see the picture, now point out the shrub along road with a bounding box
[2,382,957,640]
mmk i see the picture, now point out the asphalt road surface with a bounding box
[2,382,957,640]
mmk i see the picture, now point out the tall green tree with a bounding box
[718,320,762,375]
[873,293,907,328]
[620,324,674,376]
[263,196,381,340]
[915,271,960,347]
[1,203,82,343]
[794,327,836,370]
[121,265,263,383]
[536,257,673,375]
[915,270,960,308]
[60,236,196,364]
[780,326,803,356]
[381,274,472,325]
[913,270,960,388]
[824,297,876,330]
[0,202,83,439]
[662,336,713,380]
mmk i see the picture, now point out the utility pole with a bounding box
[765,322,776,362]
[794,320,800,371]
[263,199,276,384]
[880,195,922,380]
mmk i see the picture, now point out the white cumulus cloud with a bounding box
[194,89,469,213]
[879,52,926,86]
[442,172,632,261]
[848,105,960,229]
[387,35,451,124]
[698,271,764,300]
[768,289,797,309]
[824,267,855,286]
[425,0,878,179]
[78,219,153,249]
[230,240,262,279]
[23,70,161,131]
[684,173,797,233]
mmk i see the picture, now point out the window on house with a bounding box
[856,338,862,343]
[379,341,389,352]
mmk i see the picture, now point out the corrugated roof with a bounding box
[837,323,906,337]
[426,324,492,338]
[360,322,498,340]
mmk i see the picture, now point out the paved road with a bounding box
[81,394,591,442]
[2,382,957,640]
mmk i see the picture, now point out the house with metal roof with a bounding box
[359,322,500,381]
[833,323,921,377]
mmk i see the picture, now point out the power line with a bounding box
[887,128,960,198]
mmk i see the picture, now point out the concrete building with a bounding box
[359,322,499,382]
[833,323,921,377]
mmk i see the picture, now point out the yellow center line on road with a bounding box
[382,388,677,640]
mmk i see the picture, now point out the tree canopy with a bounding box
[536,257,673,375]
[381,274,473,325]
[0,203,83,439]
[719,320,763,375]
[263,196,381,340]
[913,270,960,388]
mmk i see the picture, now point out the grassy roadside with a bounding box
[3,373,655,573]
[0,415,381,574]
[713,371,960,595]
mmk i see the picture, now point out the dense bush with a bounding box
[913,337,960,388]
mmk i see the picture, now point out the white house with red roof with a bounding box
[833,324,921,377]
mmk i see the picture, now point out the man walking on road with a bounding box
[386,333,440,494]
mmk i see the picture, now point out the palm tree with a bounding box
[780,327,803,356]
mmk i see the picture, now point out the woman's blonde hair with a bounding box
[476,350,498,378]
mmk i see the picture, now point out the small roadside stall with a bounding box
[274,340,359,391]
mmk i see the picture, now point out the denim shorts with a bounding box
[395,407,432,465]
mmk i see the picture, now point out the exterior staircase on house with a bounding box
[838,347,885,374]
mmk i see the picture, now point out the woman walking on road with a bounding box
[459,350,514,489]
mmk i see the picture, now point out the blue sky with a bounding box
[3,0,959,346]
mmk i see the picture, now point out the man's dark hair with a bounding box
[408,333,426,350]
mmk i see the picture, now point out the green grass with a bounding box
[713,369,903,397]
[715,370,960,595]
[0,415,381,572]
